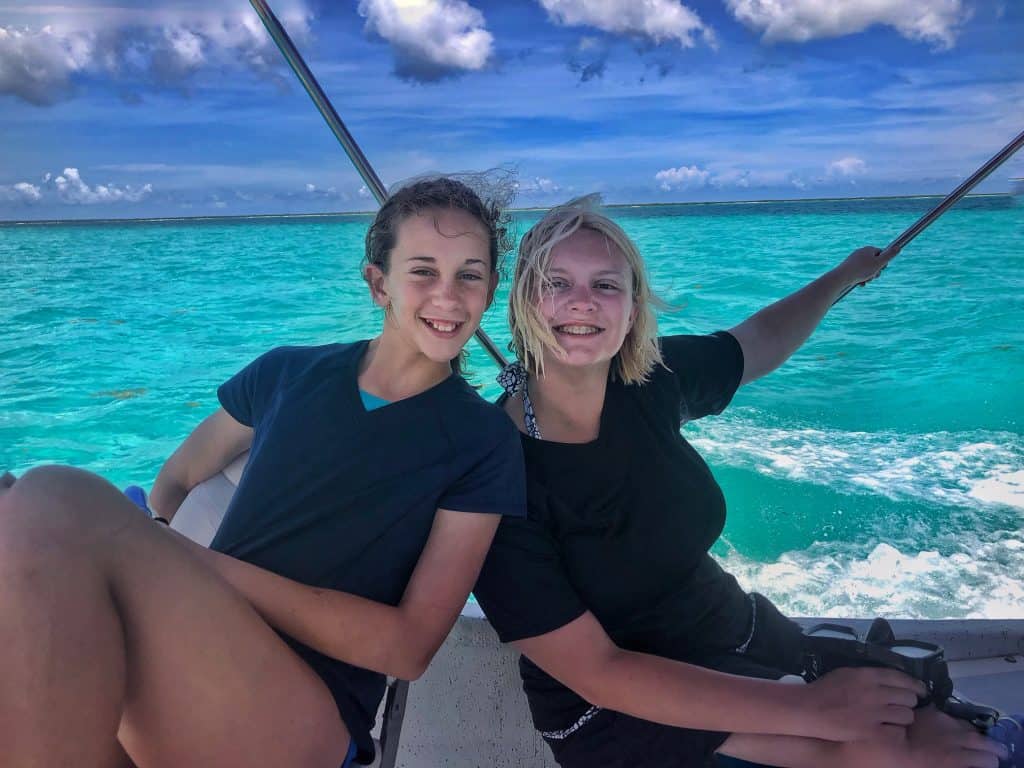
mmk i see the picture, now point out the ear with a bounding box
[628,299,638,331]
[486,272,499,309]
[364,264,389,309]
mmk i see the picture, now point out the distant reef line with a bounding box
[1,192,1015,227]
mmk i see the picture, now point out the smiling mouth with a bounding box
[554,324,603,336]
[421,317,464,335]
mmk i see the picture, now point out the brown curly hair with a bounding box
[364,175,513,277]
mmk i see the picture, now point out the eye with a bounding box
[548,277,570,289]
[410,267,435,277]
[459,271,484,281]
[595,281,620,291]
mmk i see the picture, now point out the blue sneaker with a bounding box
[123,485,151,515]
[990,714,1023,768]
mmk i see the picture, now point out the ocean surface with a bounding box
[2,196,1022,619]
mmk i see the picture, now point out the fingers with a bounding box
[883,704,915,727]
[871,667,928,698]
[881,687,921,709]
[874,723,909,745]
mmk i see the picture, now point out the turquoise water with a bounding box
[2,196,1022,619]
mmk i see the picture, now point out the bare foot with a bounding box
[906,706,1007,768]
[838,707,1007,768]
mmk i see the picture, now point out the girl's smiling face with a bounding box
[539,227,636,371]
[367,207,496,366]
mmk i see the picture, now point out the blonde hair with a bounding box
[509,194,664,384]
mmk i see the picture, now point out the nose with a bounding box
[566,283,596,312]
[432,277,459,310]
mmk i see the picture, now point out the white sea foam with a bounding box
[720,539,1024,619]
[690,416,1024,511]
[968,469,1024,508]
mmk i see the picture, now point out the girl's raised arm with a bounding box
[729,245,897,386]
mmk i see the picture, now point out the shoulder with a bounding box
[442,379,520,448]
[658,331,737,362]
[656,332,742,376]
[256,341,363,376]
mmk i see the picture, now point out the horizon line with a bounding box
[0,191,1013,227]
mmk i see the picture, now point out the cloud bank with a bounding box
[1,168,153,206]
[655,164,820,193]
[0,2,312,105]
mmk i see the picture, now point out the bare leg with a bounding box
[0,466,350,768]
[717,733,844,768]
[0,483,128,768]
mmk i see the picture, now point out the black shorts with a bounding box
[543,594,805,768]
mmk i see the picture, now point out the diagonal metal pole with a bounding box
[249,0,508,368]
[835,127,1024,305]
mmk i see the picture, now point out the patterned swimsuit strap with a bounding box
[497,361,542,440]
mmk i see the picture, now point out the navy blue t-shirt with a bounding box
[211,341,526,762]
[473,333,750,734]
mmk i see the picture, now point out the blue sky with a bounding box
[1,0,1022,220]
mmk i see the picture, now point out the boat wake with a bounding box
[720,538,1024,620]
[691,415,1024,512]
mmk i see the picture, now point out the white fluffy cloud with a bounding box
[516,176,562,195]
[358,0,494,82]
[724,0,968,49]
[0,182,44,203]
[43,168,153,204]
[655,165,711,190]
[0,2,313,105]
[828,156,868,177]
[538,0,714,47]
[0,26,92,105]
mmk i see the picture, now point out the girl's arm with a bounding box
[729,245,897,386]
[182,507,500,681]
[514,610,924,744]
[150,408,253,520]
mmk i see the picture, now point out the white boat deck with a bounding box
[950,656,1023,711]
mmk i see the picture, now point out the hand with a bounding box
[804,666,925,742]
[835,245,900,289]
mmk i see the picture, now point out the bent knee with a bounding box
[0,465,132,555]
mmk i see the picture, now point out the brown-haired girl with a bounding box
[0,176,524,768]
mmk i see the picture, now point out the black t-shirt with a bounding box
[213,342,526,762]
[473,333,751,733]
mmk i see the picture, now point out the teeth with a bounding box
[425,319,458,332]
[557,325,600,335]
